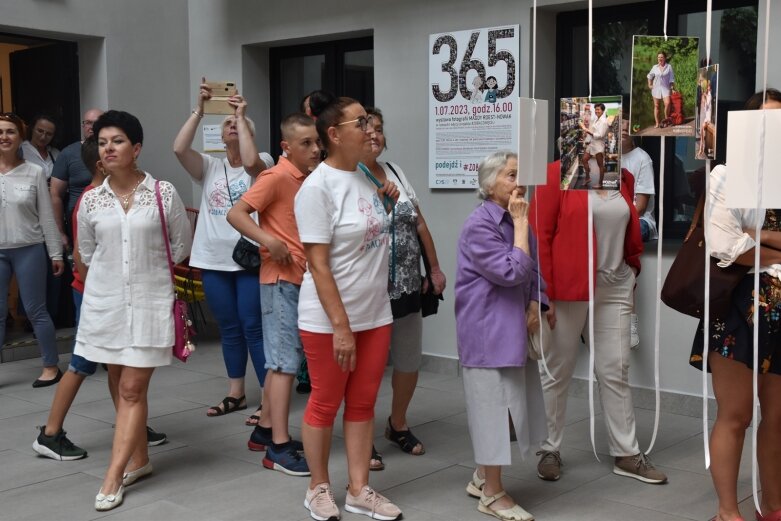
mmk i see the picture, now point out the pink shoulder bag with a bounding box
[154,181,195,362]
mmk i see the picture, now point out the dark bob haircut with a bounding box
[744,88,781,111]
[92,110,144,145]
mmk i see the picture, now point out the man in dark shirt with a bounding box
[49,108,103,250]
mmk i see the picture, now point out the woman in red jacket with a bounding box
[530,162,667,485]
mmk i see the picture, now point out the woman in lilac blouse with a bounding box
[455,151,549,521]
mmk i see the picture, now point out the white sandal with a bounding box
[466,468,485,498]
[478,490,534,521]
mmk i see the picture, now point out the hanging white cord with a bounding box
[587,192,599,461]
[584,0,598,461]
[703,158,712,470]
[663,0,669,41]
[646,139,665,454]
[588,0,593,100]
[700,0,714,472]
[751,2,771,514]
[528,0,554,381]
[532,0,537,100]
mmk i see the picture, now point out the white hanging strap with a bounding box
[645,138,665,454]
[533,188,555,382]
[663,0,669,41]
[702,159,712,470]
[587,0,593,100]
[705,0,713,63]
[532,0,537,100]
[751,1,771,514]
[587,193,599,461]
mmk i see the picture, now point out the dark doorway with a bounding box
[269,36,373,157]
[7,37,81,149]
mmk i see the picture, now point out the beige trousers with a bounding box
[539,272,640,457]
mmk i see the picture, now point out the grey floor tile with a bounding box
[530,488,698,521]
[570,465,750,520]
[0,449,81,493]
[94,499,223,521]
[0,394,48,420]
[0,472,158,521]
[0,354,736,521]
[652,431,754,479]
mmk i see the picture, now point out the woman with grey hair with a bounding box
[173,79,273,421]
[455,151,548,521]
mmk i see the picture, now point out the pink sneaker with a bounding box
[345,485,401,520]
[304,483,340,521]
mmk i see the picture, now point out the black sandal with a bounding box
[207,395,247,417]
[245,405,262,426]
[385,417,425,455]
[370,445,385,471]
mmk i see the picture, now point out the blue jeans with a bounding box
[68,288,97,376]
[0,244,58,366]
[640,219,651,242]
[201,269,266,385]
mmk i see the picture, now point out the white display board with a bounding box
[428,25,520,189]
[202,124,224,153]
[517,97,548,186]
[725,109,781,208]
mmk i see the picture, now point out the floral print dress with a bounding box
[690,209,781,374]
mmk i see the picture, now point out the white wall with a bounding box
[0,0,193,200]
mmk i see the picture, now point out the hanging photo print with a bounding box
[629,35,699,137]
[559,96,622,190]
[695,64,719,160]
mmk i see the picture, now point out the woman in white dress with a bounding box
[647,51,676,128]
[75,111,191,511]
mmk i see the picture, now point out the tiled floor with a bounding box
[0,338,757,521]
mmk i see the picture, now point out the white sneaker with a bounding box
[630,314,640,349]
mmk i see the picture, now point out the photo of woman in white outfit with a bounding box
[647,52,675,128]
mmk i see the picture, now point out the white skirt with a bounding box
[74,341,171,368]
[462,362,548,466]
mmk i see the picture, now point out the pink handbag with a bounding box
[154,181,195,362]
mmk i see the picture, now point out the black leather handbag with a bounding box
[224,166,260,273]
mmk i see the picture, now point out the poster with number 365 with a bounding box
[429,25,520,189]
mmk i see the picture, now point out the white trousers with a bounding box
[539,273,640,457]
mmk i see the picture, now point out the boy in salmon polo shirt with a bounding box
[227,113,321,476]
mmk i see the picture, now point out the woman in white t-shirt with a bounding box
[294,97,403,521]
[173,80,273,421]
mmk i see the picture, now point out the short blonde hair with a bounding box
[477,150,517,200]
[222,115,256,136]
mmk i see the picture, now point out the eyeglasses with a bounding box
[336,115,374,132]
[82,120,97,127]
[34,128,55,137]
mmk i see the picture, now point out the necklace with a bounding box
[111,174,144,209]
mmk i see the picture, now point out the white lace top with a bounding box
[74,172,192,361]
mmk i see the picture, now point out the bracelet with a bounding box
[192,109,203,119]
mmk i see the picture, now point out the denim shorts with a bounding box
[68,289,97,376]
[261,281,303,374]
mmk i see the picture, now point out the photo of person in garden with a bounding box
[629,35,699,137]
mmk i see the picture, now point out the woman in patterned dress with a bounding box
[689,89,781,521]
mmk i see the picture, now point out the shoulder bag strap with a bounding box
[685,193,706,243]
[154,180,176,286]
[357,162,396,284]
[223,162,234,206]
